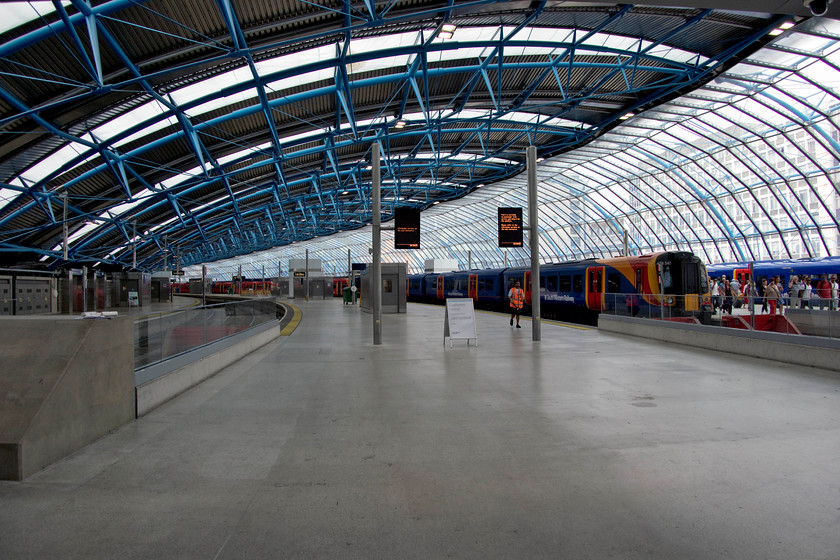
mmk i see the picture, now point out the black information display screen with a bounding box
[498,207,523,247]
[394,207,421,249]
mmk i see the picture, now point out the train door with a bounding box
[468,274,478,300]
[436,276,444,300]
[734,268,751,285]
[524,270,532,305]
[585,266,605,310]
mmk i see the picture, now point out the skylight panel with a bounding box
[1,2,71,35]
[93,100,170,143]
[169,66,253,106]
[159,167,207,191]
[98,188,154,220]
[18,140,92,184]
[0,186,19,212]
[217,142,272,166]
[184,88,258,118]
[264,68,334,96]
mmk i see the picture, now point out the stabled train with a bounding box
[407,251,713,325]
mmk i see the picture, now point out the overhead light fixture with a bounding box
[433,201,440,205]
[769,21,795,36]
[620,112,635,120]
[438,22,456,40]
[341,191,349,195]
[536,158,545,163]
[394,120,406,129]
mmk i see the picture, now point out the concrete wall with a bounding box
[598,315,840,375]
[0,316,135,480]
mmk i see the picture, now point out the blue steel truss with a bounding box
[0,1,788,270]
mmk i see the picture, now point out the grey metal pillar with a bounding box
[201,265,207,307]
[527,146,541,342]
[82,266,88,312]
[372,144,382,345]
[749,262,755,330]
[468,249,472,270]
[62,193,68,262]
[238,264,242,295]
[132,221,137,269]
[305,249,309,301]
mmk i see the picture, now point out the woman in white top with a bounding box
[831,275,839,311]
[801,275,812,309]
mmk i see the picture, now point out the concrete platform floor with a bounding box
[2,300,839,559]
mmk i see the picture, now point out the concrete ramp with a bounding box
[0,316,135,480]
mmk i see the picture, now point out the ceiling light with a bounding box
[536,158,545,163]
[770,21,795,36]
[620,112,635,120]
[438,23,456,40]
[394,120,406,129]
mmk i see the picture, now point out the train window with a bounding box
[539,275,546,289]
[558,275,571,292]
[636,269,643,294]
[660,263,673,289]
[447,279,454,291]
[607,273,621,294]
[486,278,494,292]
[573,275,583,293]
[478,278,485,290]
[546,275,558,293]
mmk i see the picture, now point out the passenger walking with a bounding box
[508,280,525,328]
[711,277,720,312]
[789,275,800,309]
[832,275,839,311]
[764,278,780,315]
[721,279,733,315]
[759,278,769,313]
[801,275,812,309]
[818,274,831,310]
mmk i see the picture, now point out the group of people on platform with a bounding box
[709,273,840,315]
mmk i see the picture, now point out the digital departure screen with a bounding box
[498,207,523,247]
[394,207,421,249]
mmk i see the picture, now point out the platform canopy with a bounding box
[3,0,824,273]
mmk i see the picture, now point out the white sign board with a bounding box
[444,298,478,347]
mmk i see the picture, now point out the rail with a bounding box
[134,297,280,369]
[599,292,840,339]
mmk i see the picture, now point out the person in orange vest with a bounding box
[508,280,525,328]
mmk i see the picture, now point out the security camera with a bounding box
[804,0,833,16]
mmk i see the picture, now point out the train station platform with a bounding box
[1,299,838,559]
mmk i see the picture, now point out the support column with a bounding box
[527,146,541,342]
[372,144,382,345]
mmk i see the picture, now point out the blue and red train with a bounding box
[707,256,840,289]
[407,251,712,325]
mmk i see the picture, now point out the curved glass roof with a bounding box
[186,17,840,278]
[0,1,789,270]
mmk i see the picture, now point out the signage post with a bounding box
[498,207,523,248]
[443,298,478,347]
[394,207,420,249]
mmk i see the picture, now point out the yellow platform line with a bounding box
[280,302,302,336]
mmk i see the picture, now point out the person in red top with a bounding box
[818,273,832,310]
[508,280,525,328]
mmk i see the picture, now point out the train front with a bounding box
[655,251,713,324]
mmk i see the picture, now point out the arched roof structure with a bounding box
[0,1,835,275]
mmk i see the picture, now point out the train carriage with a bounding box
[407,251,712,325]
